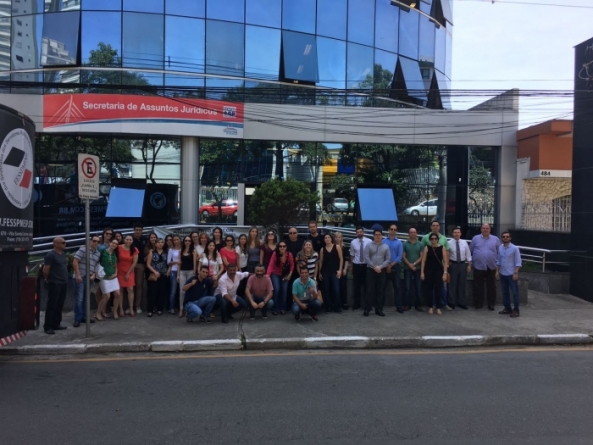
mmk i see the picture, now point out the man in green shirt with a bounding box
[421,221,450,250]
[402,228,424,311]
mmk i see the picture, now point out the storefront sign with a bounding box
[77,154,100,199]
[43,94,244,138]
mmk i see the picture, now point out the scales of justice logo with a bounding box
[578,42,593,92]
[0,128,33,209]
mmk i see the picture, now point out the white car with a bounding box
[403,199,438,216]
[327,198,350,212]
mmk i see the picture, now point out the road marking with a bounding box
[2,345,593,365]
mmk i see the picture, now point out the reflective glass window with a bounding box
[41,12,80,67]
[11,13,43,91]
[11,0,44,15]
[317,0,346,40]
[435,69,450,109]
[418,15,435,64]
[121,70,163,88]
[399,56,426,101]
[123,0,164,13]
[445,28,452,79]
[434,25,445,73]
[166,0,205,17]
[419,0,432,14]
[82,12,121,65]
[283,0,315,34]
[348,0,374,46]
[165,16,205,73]
[123,12,164,69]
[206,20,244,77]
[0,2,9,17]
[165,75,205,92]
[281,30,318,83]
[82,0,121,10]
[317,36,345,89]
[206,77,243,101]
[398,7,419,60]
[245,25,280,80]
[441,0,453,24]
[375,0,398,53]
[45,0,81,12]
[374,49,396,89]
[346,42,373,89]
[246,0,280,28]
[0,17,10,71]
[207,0,244,23]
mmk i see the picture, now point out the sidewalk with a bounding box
[2,291,593,355]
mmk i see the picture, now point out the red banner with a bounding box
[43,94,244,130]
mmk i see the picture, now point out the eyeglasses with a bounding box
[226,239,233,243]
[279,245,287,248]
[502,236,510,239]
[91,240,100,243]
[268,233,275,236]
[430,237,438,241]
[389,228,397,231]
[59,241,66,244]
[105,232,113,236]
[184,240,192,242]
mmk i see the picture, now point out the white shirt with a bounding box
[447,238,472,262]
[215,271,249,301]
[349,237,372,265]
[167,248,181,272]
[235,246,248,269]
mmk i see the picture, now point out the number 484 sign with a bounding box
[77,153,100,200]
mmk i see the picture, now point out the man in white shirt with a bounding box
[214,264,249,323]
[447,227,472,310]
[349,226,371,310]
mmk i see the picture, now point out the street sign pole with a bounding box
[85,198,91,338]
[78,153,100,338]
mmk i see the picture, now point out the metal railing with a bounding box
[28,224,571,273]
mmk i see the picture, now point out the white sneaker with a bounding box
[446,305,453,311]
[136,308,142,314]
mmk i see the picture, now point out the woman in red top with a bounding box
[117,235,139,317]
[267,242,294,315]
[220,234,239,271]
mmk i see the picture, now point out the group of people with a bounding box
[41,220,522,335]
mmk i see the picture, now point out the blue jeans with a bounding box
[500,275,520,311]
[248,295,274,317]
[168,270,179,311]
[270,274,289,312]
[384,265,402,309]
[73,277,88,322]
[184,296,216,320]
[292,298,322,316]
[322,271,341,311]
[404,269,422,308]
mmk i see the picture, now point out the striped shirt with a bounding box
[73,246,101,278]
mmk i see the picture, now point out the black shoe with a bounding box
[449,305,455,310]
[335,309,342,314]
[73,321,80,328]
[228,314,234,320]
[363,310,369,317]
[342,304,349,310]
[262,314,268,320]
[44,329,55,335]
[415,306,424,312]
[510,310,520,318]
[488,306,495,311]
[352,305,361,310]
[396,307,404,314]
[199,316,211,323]
[458,305,469,310]
[187,316,193,323]
[375,310,385,317]
[309,313,318,321]
[54,325,67,331]
[403,306,411,311]
[222,319,229,324]
[295,313,301,321]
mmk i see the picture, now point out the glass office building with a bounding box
[0,1,518,237]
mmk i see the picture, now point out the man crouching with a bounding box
[291,268,322,321]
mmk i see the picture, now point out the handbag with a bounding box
[148,272,158,282]
[282,258,291,276]
[95,264,106,281]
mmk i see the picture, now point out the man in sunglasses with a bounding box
[71,236,101,327]
[285,227,303,290]
[42,238,69,334]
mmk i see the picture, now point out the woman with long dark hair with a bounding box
[220,234,239,272]
[178,235,196,311]
[267,242,294,315]
[164,235,173,253]
[212,227,224,252]
[260,230,277,270]
[333,231,349,310]
[146,238,168,317]
[167,235,182,316]
[236,234,248,272]
[198,240,224,287]
[421,233,449,316]
[96,239,121,321]
[319,233,344,314]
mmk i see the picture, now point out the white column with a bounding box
[180,137,199,225]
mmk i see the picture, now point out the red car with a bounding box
[199,200,238,217]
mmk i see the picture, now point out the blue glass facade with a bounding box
[2,0,453,107]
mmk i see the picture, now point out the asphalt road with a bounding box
[2,349,593,444]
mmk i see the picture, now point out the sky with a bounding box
[450,0,593,128]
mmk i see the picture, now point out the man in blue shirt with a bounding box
[470,224,501,310]
[182,266,217,323]
[496,232,522,318]
[383,224,404,313]
[292,268,322,321]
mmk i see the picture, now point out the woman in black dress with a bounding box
[420,234,449,315]
[319,233,343,314]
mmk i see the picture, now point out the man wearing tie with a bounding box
[349,227,371,310]
[447,227,472,310]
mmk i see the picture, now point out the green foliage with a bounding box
[469,166,492,194]
[249,178,319,229]
[131,139,181,184]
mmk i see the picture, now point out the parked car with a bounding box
[199,199,238,217]
[327,198,350,212]
[403,199,438,216]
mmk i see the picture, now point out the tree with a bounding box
[249,178,319,232]
[80,43,150,93]
[131,138,181,184]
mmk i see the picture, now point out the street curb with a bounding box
[1,335,591,355]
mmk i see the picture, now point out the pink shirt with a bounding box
[266,251,294,277]
[219,247,239,271]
